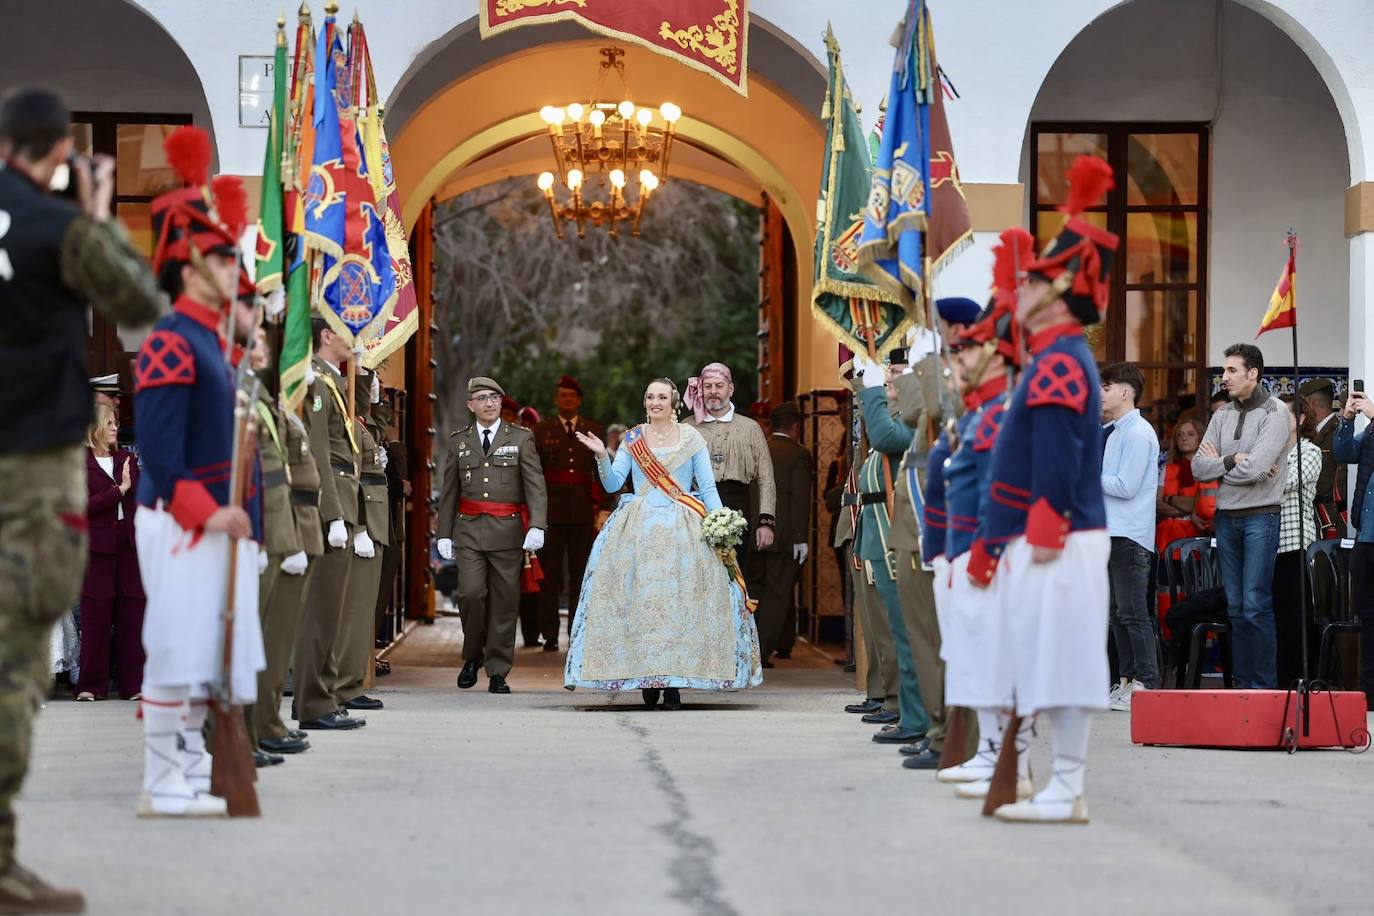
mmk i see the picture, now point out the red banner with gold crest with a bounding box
[480,0,748,96]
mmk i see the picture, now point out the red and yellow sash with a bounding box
[627,429,757,613]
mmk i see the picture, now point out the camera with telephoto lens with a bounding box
[48,153,87,202]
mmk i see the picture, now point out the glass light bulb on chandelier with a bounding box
[537,171,555,192]
[617,100,635,119]
[540,106,566,125]
[588,109,606,128]
[636,108,653,127]
[609,169,626,189]
[659,102,681,124]
[567,169,583,190]
[639,170,659,191]
[566,103,584,122]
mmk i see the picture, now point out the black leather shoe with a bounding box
[872,726,926,745]
[299,711,365,730]
[662,688,682,710]
[761,660,775,669]
[862,709,900,724]
[254,749,284,767]
[845,698,884,715]
[260,736,310,755]
[345,695,384,711]
[774,651,791,660]
[901,748,942,770]
[488,675,511,694]
[543,642,560,653]
[456,660,480,689]
[287,729,308,741]
[897,738,933,756]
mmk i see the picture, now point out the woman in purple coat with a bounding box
[74,402,146,700]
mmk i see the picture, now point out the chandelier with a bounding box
[535,47,682,239]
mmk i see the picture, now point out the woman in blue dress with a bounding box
[566,378,762,708]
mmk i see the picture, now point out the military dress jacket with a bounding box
[760,433,812,552]
[282,405,324,556]
[533,415,608,525]
[437,421,548,552]
[256,391,301,557]
[357,414,390,547]
[307,357,361,527]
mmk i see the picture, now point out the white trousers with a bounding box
[137,506,264,702]
[942,550,1015,710]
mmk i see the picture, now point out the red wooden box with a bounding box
[1131,689,1370,749]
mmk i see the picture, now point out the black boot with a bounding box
[663,688,682,710]
[641,688,661,709]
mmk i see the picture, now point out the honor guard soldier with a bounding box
[133,126,266,817]
[0,86,163,911]
[931,270,1028,796]
[333,369,389,712]
[1299,377,1345,538]
[295,317,365,731]
[533,375,606,650]
[968,156,1118,824]
[851,346,932,751]
[438,378,548,693]
[250,335,319,759]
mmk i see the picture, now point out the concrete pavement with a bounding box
[16,621,1374,915]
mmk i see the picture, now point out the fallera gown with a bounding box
[564,423,763,691]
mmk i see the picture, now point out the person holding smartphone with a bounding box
[1333,378,1374,710]
[0,86,164,914]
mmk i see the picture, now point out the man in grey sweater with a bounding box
[1192,343,1291,689]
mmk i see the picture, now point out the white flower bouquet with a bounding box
[701,508,748,550]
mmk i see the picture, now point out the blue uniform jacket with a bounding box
[134,296,262,541]
[943,379,1010,562]
[920,430,952,566]
[969,324,1106,583]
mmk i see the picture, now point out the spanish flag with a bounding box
[1256,250,1296,337]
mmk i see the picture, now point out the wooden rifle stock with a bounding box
[938,706,971,771]
[981,714,1021,817]
[209,385,261,818]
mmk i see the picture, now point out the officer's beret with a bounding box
[556,374,583,396]
[1298,377,1335,398]
[935,297,982,327]
[468,377,504,397]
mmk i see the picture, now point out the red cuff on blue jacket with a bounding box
[169,479,219,532]
[967,539,999,585]
[1025,497,1070,549]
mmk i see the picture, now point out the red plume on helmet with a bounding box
[211,174,248,239]
[163,125,212,189]
[992,227,1036,302]
[1022,154,1120,326]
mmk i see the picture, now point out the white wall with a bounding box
[1028,0,1349,368]
[0,0,213,154]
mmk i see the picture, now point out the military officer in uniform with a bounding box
[252,340,320,758]
[753,402,811,666]
[533,375,605,651]
[332,369,388,711]
[243,332,309,766]
[295,318,365,731]
[437,378,548,693]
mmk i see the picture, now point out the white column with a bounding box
[1350,233,1374,386]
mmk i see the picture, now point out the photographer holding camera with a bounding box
[0,87,163,914]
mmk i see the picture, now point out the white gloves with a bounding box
[378,447,389,471]
[522,528,545,552]
[256,547,268,575]
[305,364,316,385]
[908,326,939,364]
[370,372,382,405]
[264,287,286,319]
[793,543,809,564]
[354,529,376,558]
[280,551,309,576]
[327,518,348,549]
[437,538,454,561]
[854,354,886,389]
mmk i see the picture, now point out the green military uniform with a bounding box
[856,384,931,738]
[333,376,390,705]
[891,358,975,758]
[295,356,362,724]
[834,456,898,708]
[251,395,324,744]
[437,379,548,680]
[244,388,299,747]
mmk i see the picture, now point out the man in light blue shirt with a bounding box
[1100,363,1162,705]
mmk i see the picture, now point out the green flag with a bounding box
[811,28,905,359]
[277,18,313,411]
[255,30,286,299]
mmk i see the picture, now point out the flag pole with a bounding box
[1285,227,1313,749]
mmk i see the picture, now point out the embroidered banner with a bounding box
[480,0,749,96]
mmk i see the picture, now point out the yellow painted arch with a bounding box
[388,39,834,387]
